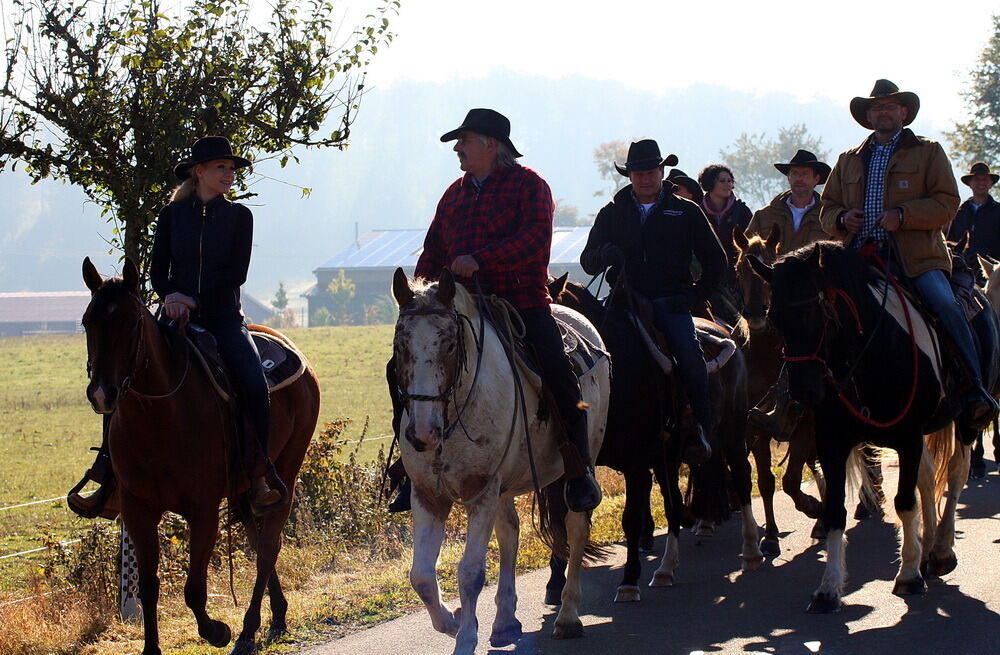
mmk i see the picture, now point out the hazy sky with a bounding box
[364,0,996,132]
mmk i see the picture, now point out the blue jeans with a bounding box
[911,269,983,383]
[652,299,713,432]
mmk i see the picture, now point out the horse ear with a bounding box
[82,257,103,293]
[392,267,414,308]
[747,254,773,283]
[122,258,140,294]
[954,231,970,254]
[437,268,456,306]
[733,228,749,253]
[765,223,782,252]
[548,272,569,300]
[808,244,823,270]
[978,254,998,279]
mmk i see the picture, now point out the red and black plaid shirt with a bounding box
[415,164,555,310]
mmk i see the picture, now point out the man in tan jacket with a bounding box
[746,149,831,254]
[821,79,998,429]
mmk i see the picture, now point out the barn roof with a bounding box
[315,226,593,272]
[0,291,91,324]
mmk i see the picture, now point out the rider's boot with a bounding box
[679,407,712,467]
[385,358,413,513]
[67,415,120,520]
[561,415,602,513]
[748,368,805,441]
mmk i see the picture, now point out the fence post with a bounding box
[119,522,141,622]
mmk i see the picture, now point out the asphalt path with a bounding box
[306,462,1000,655]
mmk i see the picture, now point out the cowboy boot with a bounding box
[680,408,712,467]
[561,416,602,513]
[961,384,999,433]
[748,369,805,441]
[386,458,412,513]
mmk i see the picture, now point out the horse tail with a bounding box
[847,444,882,512]
[533,481,611,565]
[685,452,732,524]
[925,423,955,505]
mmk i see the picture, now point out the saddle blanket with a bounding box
[515,314,608,393]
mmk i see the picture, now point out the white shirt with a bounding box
[785,195,816,231]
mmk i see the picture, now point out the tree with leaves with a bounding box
[271,281,289,311]
[325,268,356,325]
[592,139,631,199]
[554,199,587,226]
[948,14,1000,165]
[718,124,829,208]
[0,0,397,294]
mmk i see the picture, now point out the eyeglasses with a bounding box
[870,102,901,113]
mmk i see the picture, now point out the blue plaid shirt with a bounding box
[854,130,903,245]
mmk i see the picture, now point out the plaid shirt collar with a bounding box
[854,130,903,245]
[631,186,666,222]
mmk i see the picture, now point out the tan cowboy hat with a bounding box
[850,79,920,130]
[961,162,999,186]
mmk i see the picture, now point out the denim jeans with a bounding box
[652,298,712,432]
[911,269,983,383]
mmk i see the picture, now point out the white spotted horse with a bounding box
[749,241,994,611]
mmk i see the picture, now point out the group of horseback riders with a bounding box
[69,77,1000,521]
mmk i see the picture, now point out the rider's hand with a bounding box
[164,301,191,327]
[841,208,864,233]
[165,292,197,309]
[599,243,624,268]
[878,209,903,232]
[449,255,480,278]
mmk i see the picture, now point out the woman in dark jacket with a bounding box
[697,164,753,322]
[68,136,281,518]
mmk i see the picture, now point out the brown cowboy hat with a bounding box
[666,168,704,203]
[850,79,920,129]
[173,136,252,181]
[440,108,523,158]
[774,149,832,184]
[614,139,679,177]
[961,161,999,186]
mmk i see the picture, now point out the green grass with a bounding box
[0,325,396,589]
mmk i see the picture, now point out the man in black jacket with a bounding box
[581,139,727,464]
[948,162,1000,260]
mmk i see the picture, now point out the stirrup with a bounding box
[249,463,289,516]
[67,476,119,520]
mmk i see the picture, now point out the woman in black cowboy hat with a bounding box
[69,136,283,517]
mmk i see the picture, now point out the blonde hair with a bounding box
[170,177,198,202]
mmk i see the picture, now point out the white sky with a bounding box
[363,0,997,132]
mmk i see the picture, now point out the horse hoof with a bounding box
[552,620,584,640]
[760,538,781,558]
[202,620,232,648]
[649,572,674,587]
[969,460,986,480]
[489,620,523,647]
[807,592,841,614]
[544,588,563,605]
[893,576,926,596]
[266,622,288,642]
[229,638,256,655]
[639,536,656,553]
[810,521,828,541]
[742,555,764,572]
[696,525,715,538]
[927,553,958,578]
[614,585,641,602]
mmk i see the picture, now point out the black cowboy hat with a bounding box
[615,139,678,177]
[850,79,920,130]
[961,161,1000,186]
[440,108,523,158]
[174,136,252,181]
[666,168,704,203]
[774,149,832,184]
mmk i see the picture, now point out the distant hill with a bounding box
[0,74,948,299]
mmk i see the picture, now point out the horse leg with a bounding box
[808,440,848,613]
[489,496,522,647]
[410,494,457,637]
[892,441,926,595]
[915,441,938,578]
[650,460,681,587]
[232,503,291,655]
[238,503,289,641]
[722,423,763,571]
[927,433,969,577]
[545,554,567,605]
[184,509,232,649]
[453,489,499,655]
[616,469,650,602]
[970,428,986,479]
[640,470,656,552]
[752,435,780,557]
[122,501,164,655]
[553,508,589,639]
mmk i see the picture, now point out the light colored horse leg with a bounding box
[410,497,458,638]
[740,503,764,571]
[810,528,846,612]
[553,509,589,639]
[453,489,500,655]
[489,496,522,648]
[650,531,679,587]
[893,504,926,594]
[927,441,969,577]
[916,444,938,568]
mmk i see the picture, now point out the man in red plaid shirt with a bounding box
[388,108,602,514]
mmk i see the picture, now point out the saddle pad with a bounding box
[867,281,943,396]
[516,316,608,392]
[632,316,737,377]
[184,324,307,402]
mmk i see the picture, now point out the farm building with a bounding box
[0,291,273,337]
[303,227,593,325]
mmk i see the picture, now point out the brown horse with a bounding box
[81,257,320,655]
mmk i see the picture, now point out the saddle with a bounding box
[514,314,608,393]
[183,323,308,402]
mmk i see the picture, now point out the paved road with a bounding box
[306,465,1000,655]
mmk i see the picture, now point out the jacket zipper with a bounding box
[198,203,206,295]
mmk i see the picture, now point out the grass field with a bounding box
[0,325,395,589]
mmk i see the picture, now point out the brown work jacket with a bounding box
[745,190,827,255]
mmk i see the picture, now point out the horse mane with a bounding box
[734,234,768,269]
[409,276,477,317]
[780,241,879,323]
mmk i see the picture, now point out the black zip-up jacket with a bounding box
[948,194,1000,259]
[150,194,253,322]
[581,182,727,311]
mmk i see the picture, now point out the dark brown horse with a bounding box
[81,257,320,655]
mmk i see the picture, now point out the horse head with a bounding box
[392,267,470,452]
[734,225,780,332]
[749,244,833,407]
[81,257,145,414]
